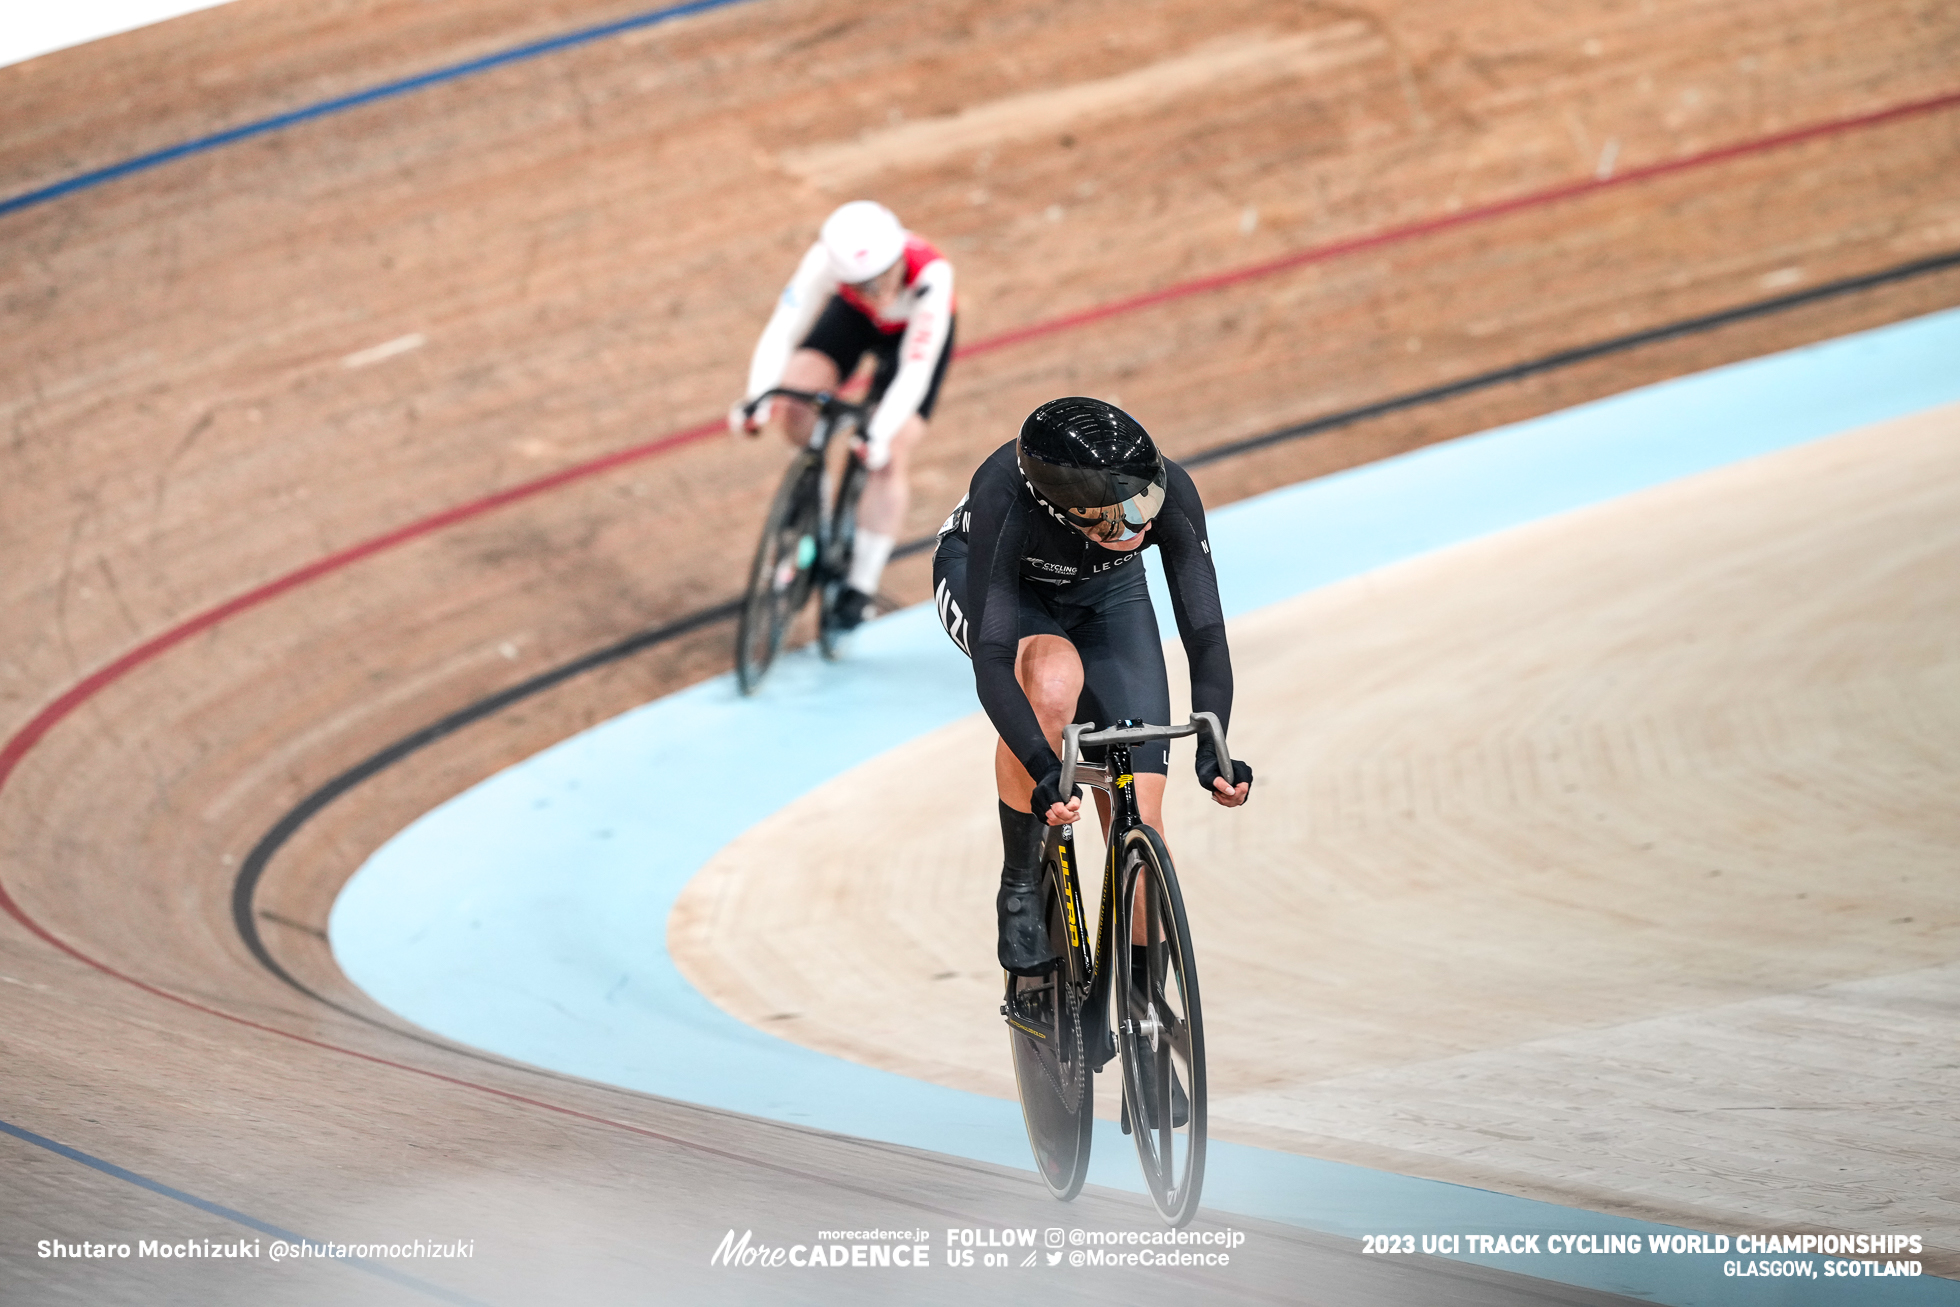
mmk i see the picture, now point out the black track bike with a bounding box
[1003,713,1226,1227]
[734,387,874,695]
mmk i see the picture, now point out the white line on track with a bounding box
[341,333,428,369]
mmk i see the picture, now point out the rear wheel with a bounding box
[735,454,821,695]
[1006,838,1094,1201]
[1114,826,1206,1226]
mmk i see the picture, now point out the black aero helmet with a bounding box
[1017,397,1168,540]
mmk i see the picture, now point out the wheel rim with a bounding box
[1116,832,1206,1225]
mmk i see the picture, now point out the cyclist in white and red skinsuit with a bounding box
[732,201,957,631]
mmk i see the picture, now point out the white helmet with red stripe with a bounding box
[820,200,905,284]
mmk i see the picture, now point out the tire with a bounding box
[735,454,821,695]
[1114,826,1207,1226]
[817,447,868,661]
[1006,837,1095,1201]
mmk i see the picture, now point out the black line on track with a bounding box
[1177,247,1960,470]
[233,247,1960,1040]
[228,600,737,1060]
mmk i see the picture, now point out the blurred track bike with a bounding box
[1004,713,1228,1226]
[734,387,879,694]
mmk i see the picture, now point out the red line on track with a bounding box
[2,86,1957,1078]
[959,88,1960,358]
[0,418,719,796]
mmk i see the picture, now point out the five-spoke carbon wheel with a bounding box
[1114,825,1207,1226]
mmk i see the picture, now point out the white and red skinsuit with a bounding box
[744,233,956,468]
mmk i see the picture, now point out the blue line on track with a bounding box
[0,1117,489,1305]
[0,0,761,219]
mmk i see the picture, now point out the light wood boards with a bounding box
[4,0,1958,1295]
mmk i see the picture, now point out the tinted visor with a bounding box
[1063,480,1167,542]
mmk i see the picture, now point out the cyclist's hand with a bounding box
[1199,756,1253,808]
[1030,769,1083,828]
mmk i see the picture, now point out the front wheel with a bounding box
[735,454,821,695]
[817,449,868,661]
[1005,835,1094,1201]
[1114,826,1207,1226]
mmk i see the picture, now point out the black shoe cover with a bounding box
[828,586,873,633]
[997,881,1059,976]
[997,802,1057,977]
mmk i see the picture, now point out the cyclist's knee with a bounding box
[782,348,839,391]
[1026,673,1079,727]
[1015,639,1082,726]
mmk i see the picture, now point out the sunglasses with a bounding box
[1063,482,1166,542]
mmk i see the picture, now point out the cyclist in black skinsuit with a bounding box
[933,397,1253,975]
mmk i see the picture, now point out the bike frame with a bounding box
[1043,741,1129,1067]
[1040,713,1230,1064]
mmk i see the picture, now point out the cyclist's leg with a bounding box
[991,632,1086,811]
[990,633,1085,974]
[767,348,839,446]
[856,413,923,537]
[846,412,924,604]
[768,296,869,445]
[847,315,956,605]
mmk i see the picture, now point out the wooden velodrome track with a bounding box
[4,0,1958,1302]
